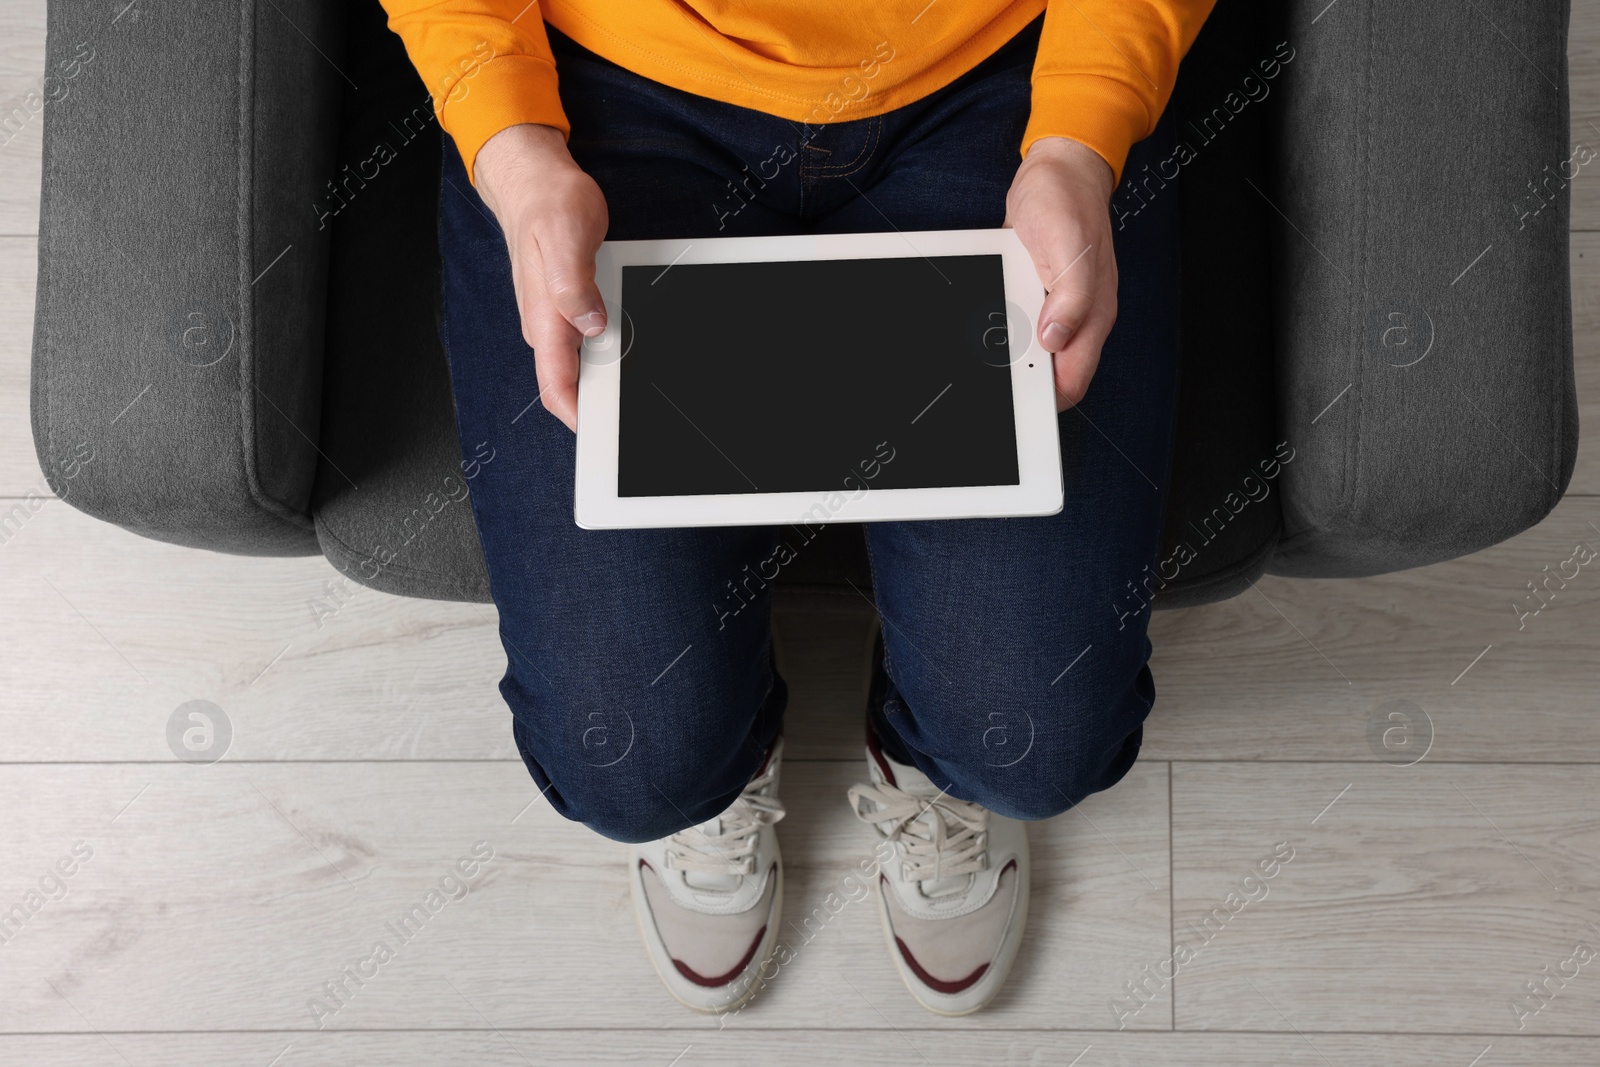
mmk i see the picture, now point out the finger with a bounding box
[505,237,583,432]
[534,210,607,337]
[1014,218,1097,354]
[1051,323,1107,410]
[1038,272,1096,355]
[526,296,582,432]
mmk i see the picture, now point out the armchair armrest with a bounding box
[30,0,345,555]
[1266,0,1577,578]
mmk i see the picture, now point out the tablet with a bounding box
[574,228,1062,530]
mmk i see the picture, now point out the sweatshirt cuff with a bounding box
[1022,72,1154,188]
[437,54,572,187]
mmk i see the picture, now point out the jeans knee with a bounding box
[505,681,761,845]
[564,775,729,845]
[955,730,1144,821]
[924,662,1153,822]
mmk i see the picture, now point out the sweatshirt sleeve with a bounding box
[1023,0,1217,186]
[378,0,571,186]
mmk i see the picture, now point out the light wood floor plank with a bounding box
[0,0,45,236]
[0,760,1171,1032]
[0,235,39,494]
[1573,0,1600,231]
[1144,493,1600,763]
[0,1031,1591,1066]
[1171,761,1600,1035]
[0,501,515,762]
[1573,232,1600,494]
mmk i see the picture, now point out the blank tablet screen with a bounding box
[616,254,1022,498]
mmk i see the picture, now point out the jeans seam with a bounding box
[860,531,893,683]
[809,115,882,177]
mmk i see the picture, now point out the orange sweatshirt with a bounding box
[379,1,1214,190]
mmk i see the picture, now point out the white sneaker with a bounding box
[629,737,785,1013]
[849,733,1030,1015]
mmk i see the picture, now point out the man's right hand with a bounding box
[473,123,610,433]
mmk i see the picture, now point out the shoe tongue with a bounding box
[886,756,939,798]
[680,813,744,893]
[684,870,741,893]
[912,813,973,901]
[884,761,973,901]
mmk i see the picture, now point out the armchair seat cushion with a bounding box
[311,0,490,602]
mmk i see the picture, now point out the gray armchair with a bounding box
[30,0,1578,609]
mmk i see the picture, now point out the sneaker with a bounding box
[848,731,1030,1015]
[629,736,785,1013]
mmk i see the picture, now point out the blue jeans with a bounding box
[437,17,1182,844]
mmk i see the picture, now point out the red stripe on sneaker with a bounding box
[865,723,897,786]
[752,735,779,778]
[883,859,1016,995]
[894,936,989,994]
[673,925,768,988]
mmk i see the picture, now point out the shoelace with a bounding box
[848,781,989,883]
[665,762,786,879]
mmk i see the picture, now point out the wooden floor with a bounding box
[3,4,1599,1065]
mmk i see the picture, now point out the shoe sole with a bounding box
[630,843,786,1016]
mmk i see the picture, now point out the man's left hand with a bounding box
[1003,136,1118,411]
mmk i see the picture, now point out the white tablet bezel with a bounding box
[574,227,1062,530]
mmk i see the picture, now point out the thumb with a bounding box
[535,225,607,337]
[1036,244,1096,353]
